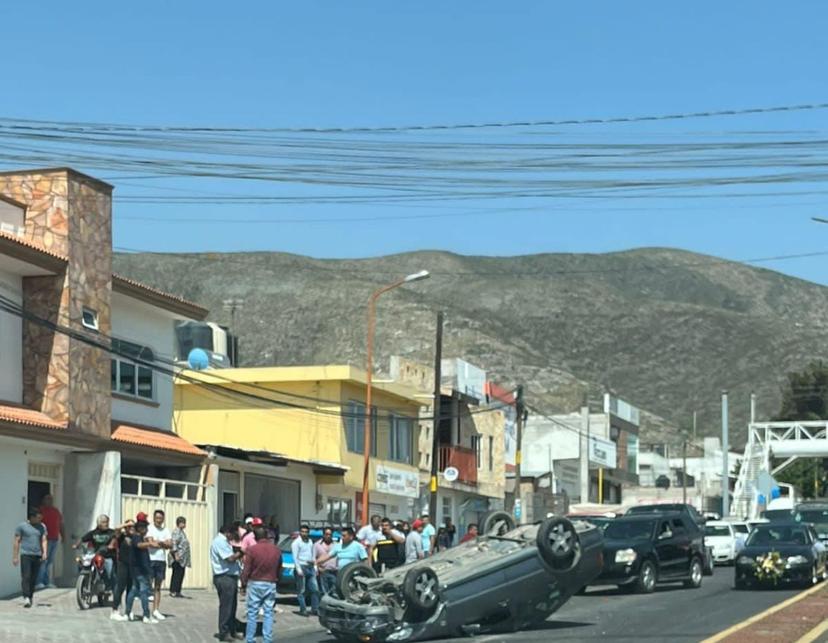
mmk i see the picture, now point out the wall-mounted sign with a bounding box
[376,464,419,498]
[443,467,460,482]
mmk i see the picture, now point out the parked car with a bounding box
[625,504,713,575]
[590,513,706,593]
[728,521,751,552]
[794,501,828,545]
[318,513,603,642]
[704,521,738,565]
[735,522,828,589]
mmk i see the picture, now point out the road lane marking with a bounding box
[796,618,828,643]
[700,582,825,643]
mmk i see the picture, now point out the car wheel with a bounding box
[480,511,516,537]
[537,517,581,572]
[734,575,748,590]
[683,558,703,589]
[335,563,377,601]
[635,560,657,594]
[403,566,440,611]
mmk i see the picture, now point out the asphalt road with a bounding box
[280,568,804,643]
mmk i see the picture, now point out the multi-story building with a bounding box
[173,365,424,533]
[0,168,209,596]
[390,356,507,533]
[522,393,640,505]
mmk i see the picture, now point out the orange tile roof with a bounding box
[112,274,209,319]
[112,422,206,457]
[0,230,68,263]
[0,403,67,430]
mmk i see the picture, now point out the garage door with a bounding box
[244,473,301,534]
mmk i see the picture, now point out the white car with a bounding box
[704,521,738,565]
[729,521,751,553]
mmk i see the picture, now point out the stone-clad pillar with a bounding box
[0,169,113,437]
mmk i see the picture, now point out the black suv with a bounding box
[625,503,706,527]
[590,513,706,593]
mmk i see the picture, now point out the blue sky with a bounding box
[2,2,828,282]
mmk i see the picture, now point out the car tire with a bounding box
[734,576,748,590]
[335,563,377,601]
[537,517,581,572]
[635,560,657,594]
[683,558,703,589]
[403,566,440,611]
[480,511,516,537]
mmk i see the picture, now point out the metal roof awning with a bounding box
[203,445,349,476]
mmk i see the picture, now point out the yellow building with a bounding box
[174,365,425,532]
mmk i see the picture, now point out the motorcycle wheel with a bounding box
[76,573,93,610]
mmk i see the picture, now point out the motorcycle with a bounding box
[75,545,112,610]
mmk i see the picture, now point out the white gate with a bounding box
[122,475,211,589]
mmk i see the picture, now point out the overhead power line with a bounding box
[2,101,827,133]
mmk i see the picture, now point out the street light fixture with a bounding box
[361,270,430,526]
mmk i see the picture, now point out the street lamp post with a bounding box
[361,270,430,526]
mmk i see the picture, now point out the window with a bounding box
[81,308,99,331]
[327,498,352,525]
[627,434,639,473]
[345,401,377,455]
[389,415,414,464]
[488,436,494,471]
[110,338,154,400]
[441,495,452,524]
[471,435,481,469]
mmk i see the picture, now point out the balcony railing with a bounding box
[438,445,477,485]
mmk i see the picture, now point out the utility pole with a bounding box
[222,298,245,330]
[509,386,526,520]
[428,312,444,520]
[692,411,697,442]
[682,440,688,505]
[579,405,590,504]
[722,390,729,518]
[750,392,757,424]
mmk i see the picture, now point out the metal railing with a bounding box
[438,445,478,484]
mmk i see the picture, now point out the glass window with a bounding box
[345,401,377,456]
[627,434,639,474]
[389,415,413,464]
[488,436,494,471]
[471,435,481,469]
[111,338,155,401]
[81,308,99,331]
[327,498,352,525]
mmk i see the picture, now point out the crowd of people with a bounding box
[12,499,478,643]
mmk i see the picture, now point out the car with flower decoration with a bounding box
[734,522,828,589]
[318,513,603,642]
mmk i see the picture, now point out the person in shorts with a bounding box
[146,509,172,621]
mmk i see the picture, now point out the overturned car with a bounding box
[319,513,604,642]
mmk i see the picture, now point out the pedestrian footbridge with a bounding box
[731,421,828,519]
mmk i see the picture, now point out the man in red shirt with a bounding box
[241,527,282,643]
[459,523,479,544]
[37,494,64,588]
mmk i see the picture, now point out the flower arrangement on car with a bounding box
[753,551,784,584]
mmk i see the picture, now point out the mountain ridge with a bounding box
[113,247,828,447]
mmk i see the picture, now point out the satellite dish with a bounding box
[443,467,460,482]
[187,348,210,370]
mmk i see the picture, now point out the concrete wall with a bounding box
[0,267,22,403]
[0,441,29,597]
[111,292,177,430]
[61,451,121,585]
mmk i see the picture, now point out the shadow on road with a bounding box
[582,584,689,597]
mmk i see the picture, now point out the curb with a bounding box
[796,619,828,643]
[701,582,826,643]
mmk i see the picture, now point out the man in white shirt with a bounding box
[146,509,172,621]
[291,524,320,616]
[356,514,383,560]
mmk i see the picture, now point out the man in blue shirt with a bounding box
[316,527,367,569]
[420,514,436,557]
[210,524,244,641]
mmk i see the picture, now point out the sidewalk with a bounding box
[0,586,323,643]
[709,583,828,643]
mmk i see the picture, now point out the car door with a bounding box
[654,520,679,577]
[670,518,692,575]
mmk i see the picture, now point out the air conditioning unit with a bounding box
[175,321,239,367]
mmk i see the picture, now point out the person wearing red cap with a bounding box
[241,517,264,554]
[405,520,425,563]
[136,512,148,523]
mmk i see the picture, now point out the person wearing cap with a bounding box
[405,520,425,563]
[241,517,263,554]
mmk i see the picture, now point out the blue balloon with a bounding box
[771,486,781,499]
[757,493,766,505]
[187,348,210,370]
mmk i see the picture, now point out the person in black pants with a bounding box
[210,524,244,642]
[110,521,135,621]
[168,516,190,597]
[12,509,47,608]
